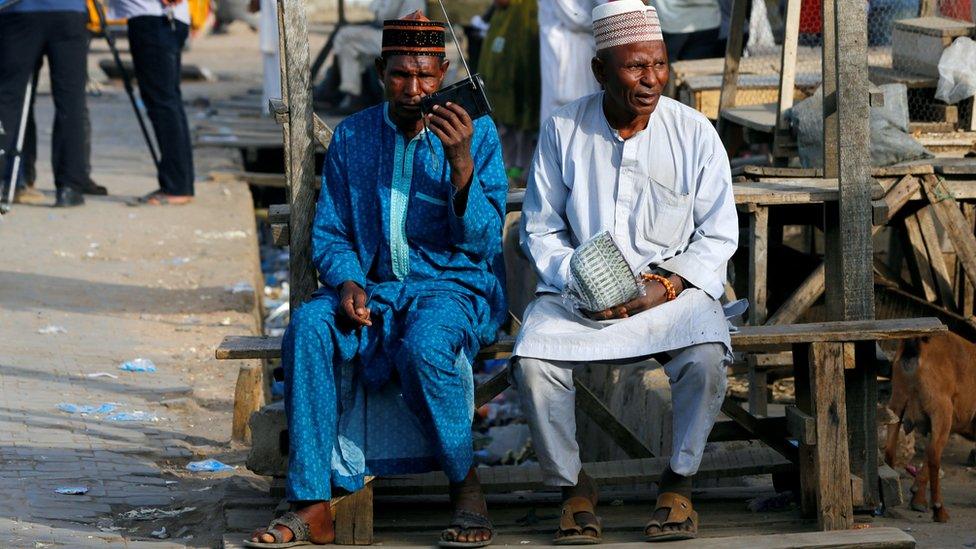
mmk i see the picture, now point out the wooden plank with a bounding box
[960,203,976,316]
[219,319,947,360]
[807,342,854,530]
[766,264,824,325]
[732,165,822,178]
[732,317,945,349]
[474,368,510,408]
[747,355,769,416]
[786,405,816,446]
[916,207,957,309]
[921,175,976,291]
[773,0,802,160]
[312,114,334,149]
[847,341,880,509]
[903,214,939,302]
[278,0,318,310]
[574,378,655,459]
[720,399,798,462]
[792,343,817,515]
[217,335,282,360]
[868,65,938,88]
[375,447,792,495]
[269,203,290,223]
[875,283,976,342]
[749,206,769,325]
[827,0,875,321]
[721,103,777,133]
[716,0,748,136]
[708,416,787,442]
[271,223,290,247]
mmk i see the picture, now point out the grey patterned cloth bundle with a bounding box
[568,231,642,312]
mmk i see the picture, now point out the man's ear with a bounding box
[591,55,606,87]
[374,57,386,81]
[439,58,450,86]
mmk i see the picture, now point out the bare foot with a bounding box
[442,468,492,544]
[250,501,334,545]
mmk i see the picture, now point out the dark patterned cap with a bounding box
[382,10,446,58]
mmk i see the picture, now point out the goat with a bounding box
[884,333,976,522]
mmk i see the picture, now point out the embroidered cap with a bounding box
[592,0,664,51]
[382,10,447,58]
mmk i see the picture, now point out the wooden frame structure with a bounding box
[214,0,962,541]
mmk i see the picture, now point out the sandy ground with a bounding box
[0,22,291,547]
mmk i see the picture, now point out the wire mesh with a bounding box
[719,0,974,162]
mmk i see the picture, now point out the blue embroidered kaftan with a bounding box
[282,103,507,502]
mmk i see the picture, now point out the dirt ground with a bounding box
[0,21,312,547]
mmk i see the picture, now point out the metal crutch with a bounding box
[0,78,34,216]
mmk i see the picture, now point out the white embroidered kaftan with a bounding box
[515,93,738,362]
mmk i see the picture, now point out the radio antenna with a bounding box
[434,0,473,80]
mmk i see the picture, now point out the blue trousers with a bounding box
[283,290,477,502]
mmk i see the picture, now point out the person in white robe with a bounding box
[250,0,280,116]
[538,0,603,125]
[513,0,738,542]
[331,0,425,112]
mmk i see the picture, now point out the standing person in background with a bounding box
[249,0,279,116]
[115,0,195,206]
[18,63,109,205]
[538,0,602,125]
[477,0,540,187]
[653,0,725,60]
[0,0,92,207]
[328,0,426,114]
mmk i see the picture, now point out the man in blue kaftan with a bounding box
[248,11,507,549]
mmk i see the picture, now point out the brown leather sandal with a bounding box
[644,492,698,542]
[553,496,602,545]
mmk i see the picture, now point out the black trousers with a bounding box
[0,11,90,192]
[128,16,194,196]
[663,27,726,62]
[24,62,95,188]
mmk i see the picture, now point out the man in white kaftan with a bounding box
[331,0,425,111]
[513,0,738,542]
[538,0,602,124]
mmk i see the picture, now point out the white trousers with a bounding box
[511,343,729,486]
[334,25,382,97]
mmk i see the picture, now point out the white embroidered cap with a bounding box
[592,0,663,51]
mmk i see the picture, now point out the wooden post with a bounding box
[278,0,318,311]
[791,343,817,516]
[916,207,957,309]
[822,0,878,509]
[772,0,802,163]
[716,0,748,136]
[809,342,855,530]
[921,175,976,291]
[749,206,769,325]
[232,364,265,443]
[333,484,374,545]
[959,203,975,316]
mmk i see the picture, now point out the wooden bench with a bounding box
[218,317,946,534]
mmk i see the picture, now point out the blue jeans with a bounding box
[127,15,195,196]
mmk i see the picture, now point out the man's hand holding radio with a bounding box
[426,102,474,195]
